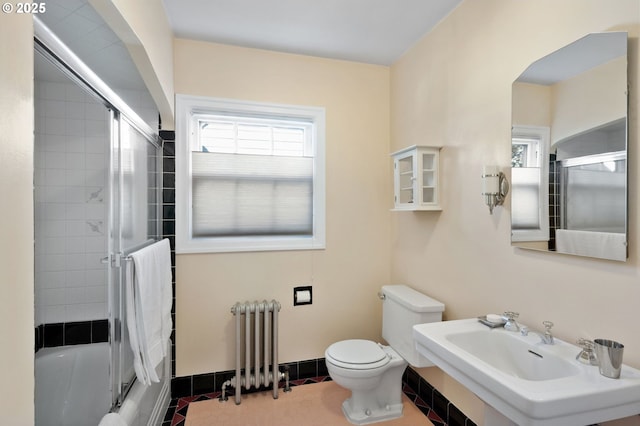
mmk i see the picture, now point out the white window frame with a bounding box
[511,125,550,242]
[175,94,326,253]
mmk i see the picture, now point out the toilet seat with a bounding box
[326,339,390,370]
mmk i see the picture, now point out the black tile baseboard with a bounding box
[170,357,329,399]
[404,367,477,426]
[169,363,475,425]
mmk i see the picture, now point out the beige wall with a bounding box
[552,56,627,143]
[512,82,552,127]
[173,39,391,376]
[391,0,639,424]
[0,12,34,426]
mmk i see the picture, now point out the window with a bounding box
[176,95,325,253]
[511,125,550,242]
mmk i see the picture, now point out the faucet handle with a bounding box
[576,338,598,365]
[577,338,594,350]
[503,311,519,320]
[542,321,554,331]
[502,311,520,332]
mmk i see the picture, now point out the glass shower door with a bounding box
[34,47,114,425]
[108,114,161,407]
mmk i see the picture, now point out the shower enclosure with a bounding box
[559,151,627,232]
[34,13,166,425]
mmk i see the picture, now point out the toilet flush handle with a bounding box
[377,291,385,300]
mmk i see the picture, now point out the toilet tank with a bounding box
[381,285,444,367]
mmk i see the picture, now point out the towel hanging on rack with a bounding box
[556,229,626,261]
[125,238,172,386]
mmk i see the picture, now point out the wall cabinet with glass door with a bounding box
[391,145,442,211]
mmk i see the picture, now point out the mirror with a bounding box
[511,32,628,261]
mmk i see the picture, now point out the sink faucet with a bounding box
[521,321,554,344]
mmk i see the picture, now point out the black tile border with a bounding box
[170,357,329,398]
[163,368,455,426]
[64,321,92,345]
[404,367,476,426]
[35,318,109,351]
[167,361,474,425]
[159,130,177,380]
[162,376,335,426]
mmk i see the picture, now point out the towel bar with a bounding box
[100,239,160,266]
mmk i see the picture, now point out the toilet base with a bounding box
[326,344,407,425]
[342,398,403,425]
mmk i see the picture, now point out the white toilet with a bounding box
[325,285,444,425]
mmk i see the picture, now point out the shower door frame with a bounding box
[34,17,162,410]
[110,112,163,407]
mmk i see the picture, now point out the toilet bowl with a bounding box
[325,340,407,425]
[325,285,444,425]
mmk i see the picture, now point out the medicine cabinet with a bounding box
[391,145,442,211]
[511,32,628,261]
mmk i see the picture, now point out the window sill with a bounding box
[175,235,326,254]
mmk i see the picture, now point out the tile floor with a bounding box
[162,376,446,426]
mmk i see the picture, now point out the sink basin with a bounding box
[413,319,640,426]
[447,329,581,381]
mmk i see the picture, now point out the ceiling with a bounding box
[161,0,463,65]
[35,0,160,128]
[37,0,146,89]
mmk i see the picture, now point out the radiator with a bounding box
[220,300,290,404]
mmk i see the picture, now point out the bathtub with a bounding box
[35,343,111,426]
[35,343,170,426]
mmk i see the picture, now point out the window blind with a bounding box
[191,152,313,237]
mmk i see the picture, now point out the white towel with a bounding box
[126,239,172,386]
[556,229,626,261]
[98,412,127,426]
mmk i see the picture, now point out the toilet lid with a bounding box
[326,340,390,369]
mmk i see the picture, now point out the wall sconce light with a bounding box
[482,165,509,214]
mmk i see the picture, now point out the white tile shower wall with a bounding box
[34,80,109,325]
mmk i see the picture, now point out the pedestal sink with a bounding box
[413,319,640,426]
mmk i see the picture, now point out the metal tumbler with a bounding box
[594,339,624,379]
